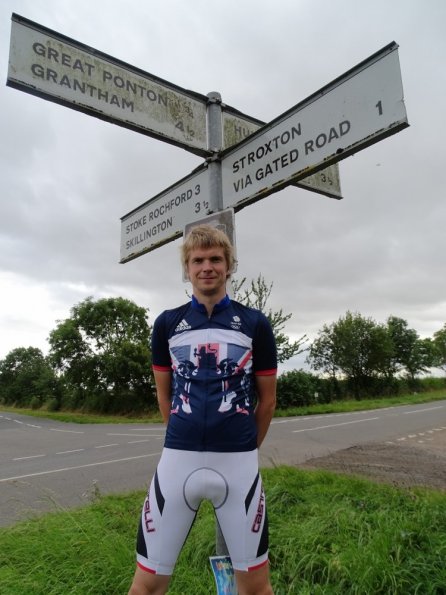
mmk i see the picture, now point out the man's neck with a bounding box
[193,291,227,317]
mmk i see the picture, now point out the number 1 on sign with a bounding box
[376,100,383,115]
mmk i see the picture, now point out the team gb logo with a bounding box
[230,316,241,330]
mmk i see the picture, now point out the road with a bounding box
[1,400,446,527]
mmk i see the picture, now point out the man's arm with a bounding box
[254,374,277,447]
[153,369,172,423]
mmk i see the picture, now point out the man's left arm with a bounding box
[254,374,277,447]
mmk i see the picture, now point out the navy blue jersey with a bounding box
[152,295,277,452]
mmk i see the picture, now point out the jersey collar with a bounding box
[191,294,231,314]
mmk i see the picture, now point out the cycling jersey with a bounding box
[152,295,277,453]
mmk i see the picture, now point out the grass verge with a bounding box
[2,388,446,425]
[0,407,163,424]
[274,388,446,418]
[1,466,445,594]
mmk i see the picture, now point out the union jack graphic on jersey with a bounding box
[152,295,277,452]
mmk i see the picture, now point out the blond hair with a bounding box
[181,225,235,276]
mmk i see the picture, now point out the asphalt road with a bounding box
[1,400,446,527]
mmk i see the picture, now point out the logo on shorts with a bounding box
[144,493,156,533]
[251,490,265,533]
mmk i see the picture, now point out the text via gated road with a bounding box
[120,166,210,263]
[222,111,342,199]
[221,42,408,211]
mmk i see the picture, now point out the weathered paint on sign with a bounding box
[8,14,209,156]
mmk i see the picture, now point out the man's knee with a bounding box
[235,564,273,595]
[128,566,170,595]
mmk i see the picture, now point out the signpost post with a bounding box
[7,14,409,594]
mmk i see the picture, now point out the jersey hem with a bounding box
[136,561,156,574]
[163,442,258,453]
[255,368,277,376]
[231,553,269,572]
[248,558,269,572]
[152,364,171,372]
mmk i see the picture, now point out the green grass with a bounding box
[1,467,445,594]
[0,406,164,424]
[274,388,446,418]
[2,388,445,425]
[1,391,445,592]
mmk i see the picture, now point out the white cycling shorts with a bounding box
[136,447,269,574]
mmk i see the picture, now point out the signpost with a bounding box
[119,42,406,262]
[7,12,340,194]
[7,15,409,594]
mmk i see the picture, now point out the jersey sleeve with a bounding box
[252,312,277,375]
[151,311,172,371]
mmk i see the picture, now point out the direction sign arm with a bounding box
[220,42,408,213]
[8,13,212,157]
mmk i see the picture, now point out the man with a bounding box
[128,225,277,595]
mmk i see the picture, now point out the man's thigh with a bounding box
[136,449,199,574]
[210,450,269,571]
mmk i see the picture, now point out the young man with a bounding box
[128,225,277,595]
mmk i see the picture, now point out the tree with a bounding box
[412,338,435,379]
[48,297,154,413]
[386,316,434,382]
[433,324,446,374]
[276,369,324,408]
[305,322,340,381]
[0,347,57,407]
[308,311,392,399]
[231,275,306,363]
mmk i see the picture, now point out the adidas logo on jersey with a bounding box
[175,319,191,333]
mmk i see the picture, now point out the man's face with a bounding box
[186,246,229,300]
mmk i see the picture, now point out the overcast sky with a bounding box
[1,0,445,372]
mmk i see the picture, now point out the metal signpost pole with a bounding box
[206,92,224,213]
[204,91,238,595]
[206,89,234,565]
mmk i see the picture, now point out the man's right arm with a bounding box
[153,369,172,423]
[151,311,172,424]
